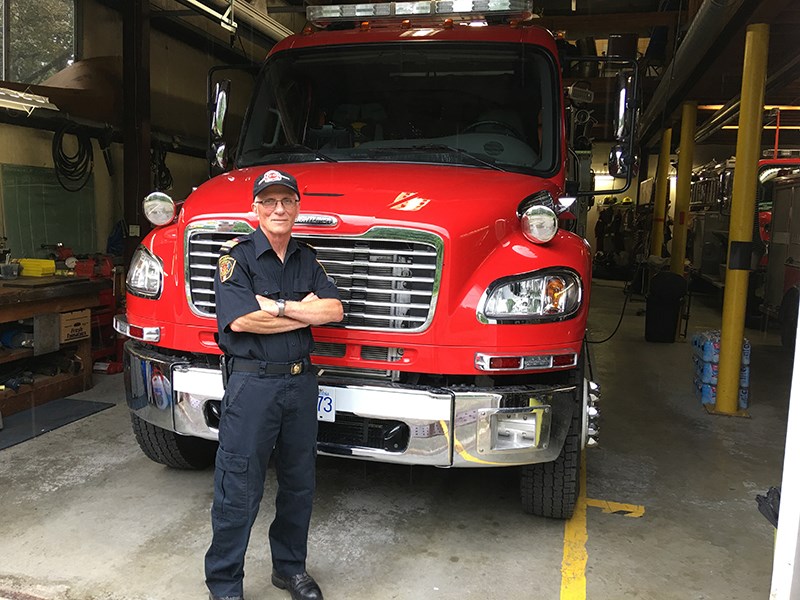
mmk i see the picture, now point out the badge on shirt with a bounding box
[218,255,236,283]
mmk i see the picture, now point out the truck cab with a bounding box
[115,0,627,519]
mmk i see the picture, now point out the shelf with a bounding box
[0,370,90,417]
[0,347,34,366]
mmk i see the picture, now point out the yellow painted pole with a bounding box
[670,103,696,275]
[650,128,673,257]
[715,23,769,415]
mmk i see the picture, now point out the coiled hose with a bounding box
[52,124,94,192]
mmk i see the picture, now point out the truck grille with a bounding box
[185,222,443,332]
[318,413,410,453]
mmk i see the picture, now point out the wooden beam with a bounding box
[536,11,684,37]
[123,0,152,265]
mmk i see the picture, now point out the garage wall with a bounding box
[0,126,121,256]
[0,0,260,258]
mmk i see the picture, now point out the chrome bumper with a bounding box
[124,341,583,468]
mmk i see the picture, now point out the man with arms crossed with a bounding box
[206,169,343,600]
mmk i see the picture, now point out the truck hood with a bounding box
[185,162,563,243]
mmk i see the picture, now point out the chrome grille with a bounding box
[186,222,443,331]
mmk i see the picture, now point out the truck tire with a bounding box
[131,413,217,469]
[520,356,584,519]
[520,407,580,519]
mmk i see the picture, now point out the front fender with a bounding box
[440,229,592,347]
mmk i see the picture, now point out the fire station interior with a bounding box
[1,1,799,599]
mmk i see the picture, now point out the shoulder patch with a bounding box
[218,255,237,283]
[219,237,241,255]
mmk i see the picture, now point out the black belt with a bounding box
[229,357,311,376]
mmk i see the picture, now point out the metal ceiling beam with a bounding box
[638,0,759,149]
[694,53,800,143]
[536,10,684,36]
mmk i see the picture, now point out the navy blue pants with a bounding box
[205,370,319,598]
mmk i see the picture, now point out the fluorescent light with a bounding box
[0,87,58,116]
[182,0,237,32]
[699,104,800,111]
[722,125,800,130]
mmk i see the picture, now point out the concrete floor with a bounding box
[0,280,791,600]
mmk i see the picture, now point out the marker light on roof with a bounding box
[307,0,533,25]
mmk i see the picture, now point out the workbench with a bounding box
[0,276,110,417]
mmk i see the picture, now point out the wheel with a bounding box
[780,290,799,350]
[131,413,217,469]
[520,404,581,519]
[520,359,584,519]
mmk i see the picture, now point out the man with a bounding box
[205,169,343,600]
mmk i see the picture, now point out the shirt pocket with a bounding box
[253,275,280,299]
[292,274,315,302]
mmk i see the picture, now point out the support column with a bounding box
[670,103,696,275]
[123,0,152,265]
[650,128,673,258]
[715,23,769,415]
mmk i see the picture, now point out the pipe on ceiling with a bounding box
[694,53,800,143]
[638,0,745,147]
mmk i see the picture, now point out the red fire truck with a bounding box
[689,154,800,326]
[115,0,636,519]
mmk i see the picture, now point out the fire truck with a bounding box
[115,0,636,519]
[689,153,800,325]
[761,171,800,348]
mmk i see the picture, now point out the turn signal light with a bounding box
[475,352,577,371]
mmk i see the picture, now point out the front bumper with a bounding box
[124,340,582,468]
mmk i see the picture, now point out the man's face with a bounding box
[252,185,300,237]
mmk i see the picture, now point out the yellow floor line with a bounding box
[585,497,645,518]
[560,453,589,600]
[559,454,648,599]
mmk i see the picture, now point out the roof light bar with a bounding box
[307,0,533,26]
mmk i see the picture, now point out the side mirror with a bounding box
[608,143,639,179]
[209,79,231,175]
[211,80,229,140]
[607,65,639,190]
[214,143,228,171]
[612,72,634,141]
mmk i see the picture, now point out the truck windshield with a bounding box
[238,42,559,176]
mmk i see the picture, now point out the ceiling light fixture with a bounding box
[0,87,58,116]
[699,104,800,111]
[182,0,237,33]
[721,125,800,130]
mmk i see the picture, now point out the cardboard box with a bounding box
[60,309,91,344]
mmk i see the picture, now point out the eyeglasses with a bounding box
[253,197,299,210]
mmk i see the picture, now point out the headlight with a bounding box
[520,205,558,243]
[126,245,163,298]
[143,192,176,226]
[478,269,581,323]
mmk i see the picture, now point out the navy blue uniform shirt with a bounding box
[214,227,340,362]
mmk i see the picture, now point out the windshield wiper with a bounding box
[242,144,337,165]
[271,144,337,162]
[406,144,507,172]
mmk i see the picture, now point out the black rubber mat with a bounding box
[0,398,114,451]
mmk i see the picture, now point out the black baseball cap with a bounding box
[253,169,300,198]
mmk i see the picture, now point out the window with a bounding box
[239,42,560,177]
[0,0,76,84]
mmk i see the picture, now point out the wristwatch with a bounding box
[276,299,286,317]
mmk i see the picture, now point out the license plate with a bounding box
[317,386,336,422]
